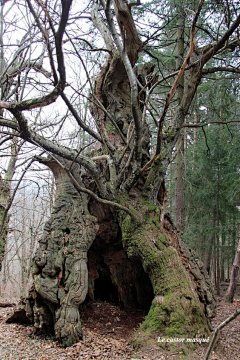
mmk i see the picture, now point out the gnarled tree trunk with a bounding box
[10,176,216,348]
[26,159,99,347]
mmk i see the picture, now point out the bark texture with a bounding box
[27,160,98,347]
[174,3,186,232]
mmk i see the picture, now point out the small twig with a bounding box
[204,309,240,360]
[68,141,96,172]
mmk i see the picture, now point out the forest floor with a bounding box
[0,295,239,360]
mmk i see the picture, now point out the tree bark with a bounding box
[27,159,99,347]
[174,1,186,232]
[175,136,185,232]
[225,238,240,302]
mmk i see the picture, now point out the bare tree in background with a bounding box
[0,178,53,297]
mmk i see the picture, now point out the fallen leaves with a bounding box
[0,296,239,360]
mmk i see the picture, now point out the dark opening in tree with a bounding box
[87,212,154,311]
[94,274,119,304]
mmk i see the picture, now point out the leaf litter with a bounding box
[0,296,239,360]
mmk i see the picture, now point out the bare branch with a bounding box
[61,92,102,143]
[128,0,141,9]
[182,120,240,128]
[0,101,10,109]
[154,0,205,156]
[1,0,74,111]
[26,0,58,83]
[68,170,138,221]
[91,1,115,51]
[0,112,109,197]
[204,309,240,360]
[202,66,240,75]
[38,153,138,221]
[202,14,240,65]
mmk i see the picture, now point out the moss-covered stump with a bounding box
[119,202,216,350]
[30,160,98,347]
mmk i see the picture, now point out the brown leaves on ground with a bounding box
[0,297,239,360]
[209,297,240,360]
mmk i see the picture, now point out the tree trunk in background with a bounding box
[221,216,226,281]
[215,163,221,295]
[174,2,185,232]
[226,238,240,302]
[0,139,18,272]
[202,235,213,275]
[0,175,7,272]
[175,136,185,232]
[0,0,19,273]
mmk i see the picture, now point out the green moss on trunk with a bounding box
[119,202,211,351]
